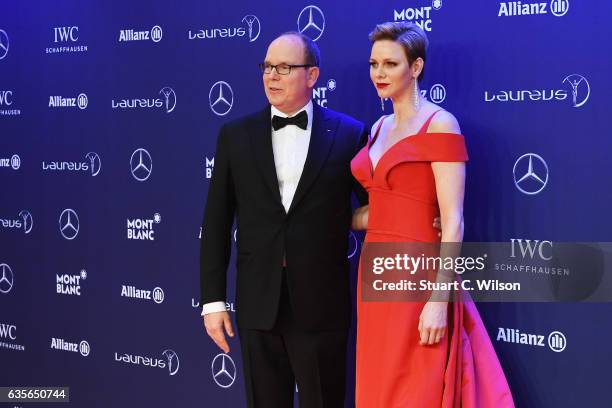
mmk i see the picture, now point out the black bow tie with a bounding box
[272,110,308,131]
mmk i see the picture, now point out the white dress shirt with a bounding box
[202,101,314,316]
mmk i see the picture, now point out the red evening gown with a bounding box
[351,111,515,407]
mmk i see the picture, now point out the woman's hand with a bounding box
[352,205,369,230]
[418,301,448,345]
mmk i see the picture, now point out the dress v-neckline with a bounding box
[367,110,442,177]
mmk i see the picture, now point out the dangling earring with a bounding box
[413,79,420,111]
[380,97,385,112]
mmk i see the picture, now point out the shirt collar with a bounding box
[271,100,313,130]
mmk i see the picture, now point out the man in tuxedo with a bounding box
[200,32,367,407]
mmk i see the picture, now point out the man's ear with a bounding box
[307,66,320,88]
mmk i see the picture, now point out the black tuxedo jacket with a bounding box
[200,103,367,330]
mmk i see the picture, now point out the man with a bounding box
[200,31,367,407]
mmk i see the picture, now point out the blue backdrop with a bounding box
[1,0,611,406]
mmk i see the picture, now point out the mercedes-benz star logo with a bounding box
[241,15,261,42]
[19,210,33,234]
[162,349,180,376]
[209,81,234,116]
[297,5,325,41]
[159,87,176,113]
[130,148,152,181]
[59,209,80,240]
[562,74,589,108]
[0,263,14,294]
[211,353,236,388]
[513,153,549,195]
[0,29,9,60]
[85,152,101,176]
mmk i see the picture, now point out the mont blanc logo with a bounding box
[50,338,90,357]
[0,263,14,294]
[0,154,21,169]
[127,213,161,241]
[205,156,215,179]
[56,269,87,296]
[188,14,261,42]
[119,25,163,42]
[0,322,24,351]
[0,29,9,60]
[497,327,566,352]
[0,210,33,234]
[313,78,336,107]
[513,153,549,195]
[46,26,88,54]
[212,353,237,388]
[121,284,164,304]
[48,93,88,110]
[562,74,589,108]
[111,87,176,113]
[209,81,234,116]
[485,74,588,107]
[130,148,152,181]
[59,209,79,240]
[42,152,101,176]
[0,90,21,116]
[162,349,180,375]
[298,5,325,41]
[498,0,569,17]
[393,1,441,32]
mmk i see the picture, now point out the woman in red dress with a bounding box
[351,22,515,407]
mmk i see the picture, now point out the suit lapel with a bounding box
[288,103,336,214]
[250,106,283,207]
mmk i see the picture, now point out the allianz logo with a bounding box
[497,327,567,352]
[119,25,162,42]
[50,338,90,356]
[49,94,88,109]
[498,1,569,17]
[121,284,164,304]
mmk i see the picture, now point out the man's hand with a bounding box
[204,311,234,353]
[433,216,442,237]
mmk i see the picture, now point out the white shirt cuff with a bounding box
[201,301,227,316]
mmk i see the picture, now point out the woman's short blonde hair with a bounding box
[369,22,429,82]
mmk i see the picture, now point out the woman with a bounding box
[351,22,515,407]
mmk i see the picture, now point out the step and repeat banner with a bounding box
[1,0,611,407]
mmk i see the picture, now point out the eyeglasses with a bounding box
[259,62,315,75]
